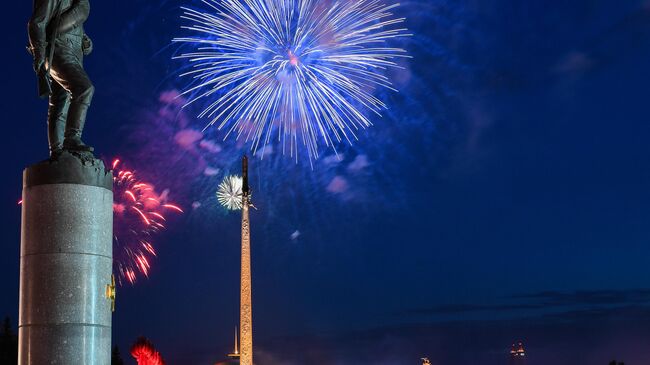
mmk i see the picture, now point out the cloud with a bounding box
[326,176,349,194]
[403,289,650,317]
[199,139,223,153]
[347,155,370,173]
[554,51,594,76]
[174,129,203,150]
[158,90,186,106]
[203,167,220,176]
[404,303,544,315]
[512,289,650,306]
[322,154,343,166]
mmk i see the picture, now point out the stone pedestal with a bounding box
[19,152,113,365]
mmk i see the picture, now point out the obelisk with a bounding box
[19,152,114,364]
[240,156,253,365]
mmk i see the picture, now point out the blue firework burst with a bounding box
[174,0,410,161]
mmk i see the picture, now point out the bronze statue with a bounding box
[28,0,94,158]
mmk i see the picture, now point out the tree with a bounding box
[0,316,18,364]
[112,346,125,365]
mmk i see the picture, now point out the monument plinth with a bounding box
[19,152,113,365]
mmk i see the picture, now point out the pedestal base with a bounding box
[19,152,113,365]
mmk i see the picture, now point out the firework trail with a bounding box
[112,159,184,285]
[217,175,243,210]
[174,0,411,161]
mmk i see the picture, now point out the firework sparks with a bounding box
[174,0,410,161]
[113,159,183,285]
[217,175,243,210]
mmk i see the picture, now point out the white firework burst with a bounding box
[217,175,243,210]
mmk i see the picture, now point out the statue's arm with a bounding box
[58,0,90,34]
[28,0,57,54]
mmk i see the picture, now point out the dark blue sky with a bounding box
[2,1,650,364]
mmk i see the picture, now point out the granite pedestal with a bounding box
[19,152,113,365]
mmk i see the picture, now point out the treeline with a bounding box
[0,317,17,364]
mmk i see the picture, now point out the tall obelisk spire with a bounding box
[240,156,253,365]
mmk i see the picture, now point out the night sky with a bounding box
[2,1,650,364]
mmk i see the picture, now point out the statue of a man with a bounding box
[28,0,94,158]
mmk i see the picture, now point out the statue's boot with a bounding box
[63,79,95,153]
[63,131,94,152]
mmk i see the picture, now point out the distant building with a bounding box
[227,327,240,360]
[214,328,241,365]
[509,342,526,365]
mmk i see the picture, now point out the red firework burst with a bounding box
[131,337,166,365]
[113,159,183,285]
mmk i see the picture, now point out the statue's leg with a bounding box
[50,42,94,152]
[47,81,70,157]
